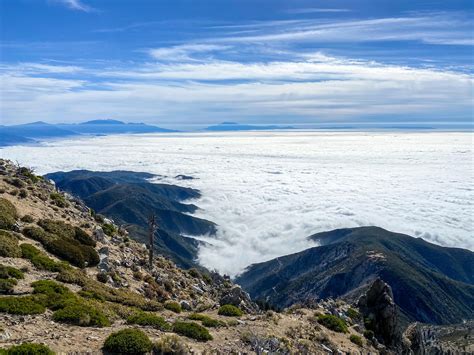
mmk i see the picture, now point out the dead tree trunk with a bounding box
[148,214,157,270]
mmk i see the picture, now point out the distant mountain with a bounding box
[236,226,474,325]
[0,120,177,147]
[45,170,216,269]
[205,122,294,131]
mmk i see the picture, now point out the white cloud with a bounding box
[1,132,472,276]
[53,0,95,12]
[149,44,231,62]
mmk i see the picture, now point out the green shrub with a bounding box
[0,198,17,230]
[32,279,77,310]
[164,301,182,314]
[20,215,35,223]
[50,192,68,208]
[45,238,87,268]
[0,278,17,294]
[56,268,88,286]
[347,308,360,319]
[22,226,52,244]
[52,301,110,327]
[18,189,28,199]
[102,223,117,237]
[173,321,212,341]
[18,167,41,183]
[3,342,54,355]
[73,227,96,247]
[0,296,45,315]
[20,244,63,272]
[0,230,21,257]
[350,334,363,346]
[188,268,201,278]
[96,272,109,283]
[218,304,243,317]
[127,312,172,331]
[363,329,374,340]
[153,335,190,354]
[103,329,153,354]
[188,313,225,328]
[0,265,24,279]
[317,314,348,333]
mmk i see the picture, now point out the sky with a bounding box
[0,0,473,128]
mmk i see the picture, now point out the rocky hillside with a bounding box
[0,160,382,354]
[236,226,474,325]
[45,170,216,269]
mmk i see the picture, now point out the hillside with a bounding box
[236,227,474,325]
[45,170,215,269]
[0,160,385,354]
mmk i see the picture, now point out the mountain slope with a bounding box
[236,227,474,325]
[45,170,215,268]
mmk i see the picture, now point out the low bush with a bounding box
[173,321,213,341]
[164,301,182,314]
[96,272,109,283]
[0,278,17,294]
[20,244,63,272]
[22,226,52,244]
[188,268,201,278]
[2,342,54,355]
[102,223,117,237]
[350,334,363,346]
[31,279,76,310]
[188,313,225,328]
[363,329,374,340]
[103,329,153,354]
[50,192,68,208]
[0,296,45,315]
[347,307,360,319]
[218,304,243,317]
[0,265,24,279]
[153,335,191,354]
[52,301,110,327]
[0,231,21,258]
[73,227,96,247]
[46,238,92,268]
[20,215,35,223]
[0,198,17,230]
[18,189,28,199]
[127,312,171,331]
[317,314,348,333]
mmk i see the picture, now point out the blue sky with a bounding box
[0,0,473,128]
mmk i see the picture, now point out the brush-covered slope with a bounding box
[236,227,474,325]
[0,159,380,354]
[45,170,215,269]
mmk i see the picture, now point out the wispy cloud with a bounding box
[53,0,95,12]
[286,8,351,14]
[149,44,231,62]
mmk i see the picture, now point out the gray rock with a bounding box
[220,285,258,313]
[180,300,192,311]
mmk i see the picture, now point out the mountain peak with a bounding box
[81,119,125,125]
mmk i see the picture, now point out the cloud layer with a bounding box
[2,132,472,276]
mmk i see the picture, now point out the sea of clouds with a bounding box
[1,131,472,276]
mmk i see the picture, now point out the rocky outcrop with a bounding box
[358,278,399,347]
[219,285,258,313]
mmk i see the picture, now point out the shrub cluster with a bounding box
[347,307,360,319]
[20,244,64,272]
[50,192,68,208]
[52,302,110,327]
[317,314,348,333]
[164,301,182,314]
[103,329,153,354]
[0,198,18,230]
[127,312,171,331]
[1,342,54,355]
[0,230,22,258]
[173,321,213,341]
[153,335,191,354]
[218,304,243,317]
[0,264,24,294]
[23,220,99,268]
[188,313,225,328]
[349,334,363,346]
[0,296,46,315]
[102,223,117,237]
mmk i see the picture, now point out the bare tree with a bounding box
[148,214,157,270]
